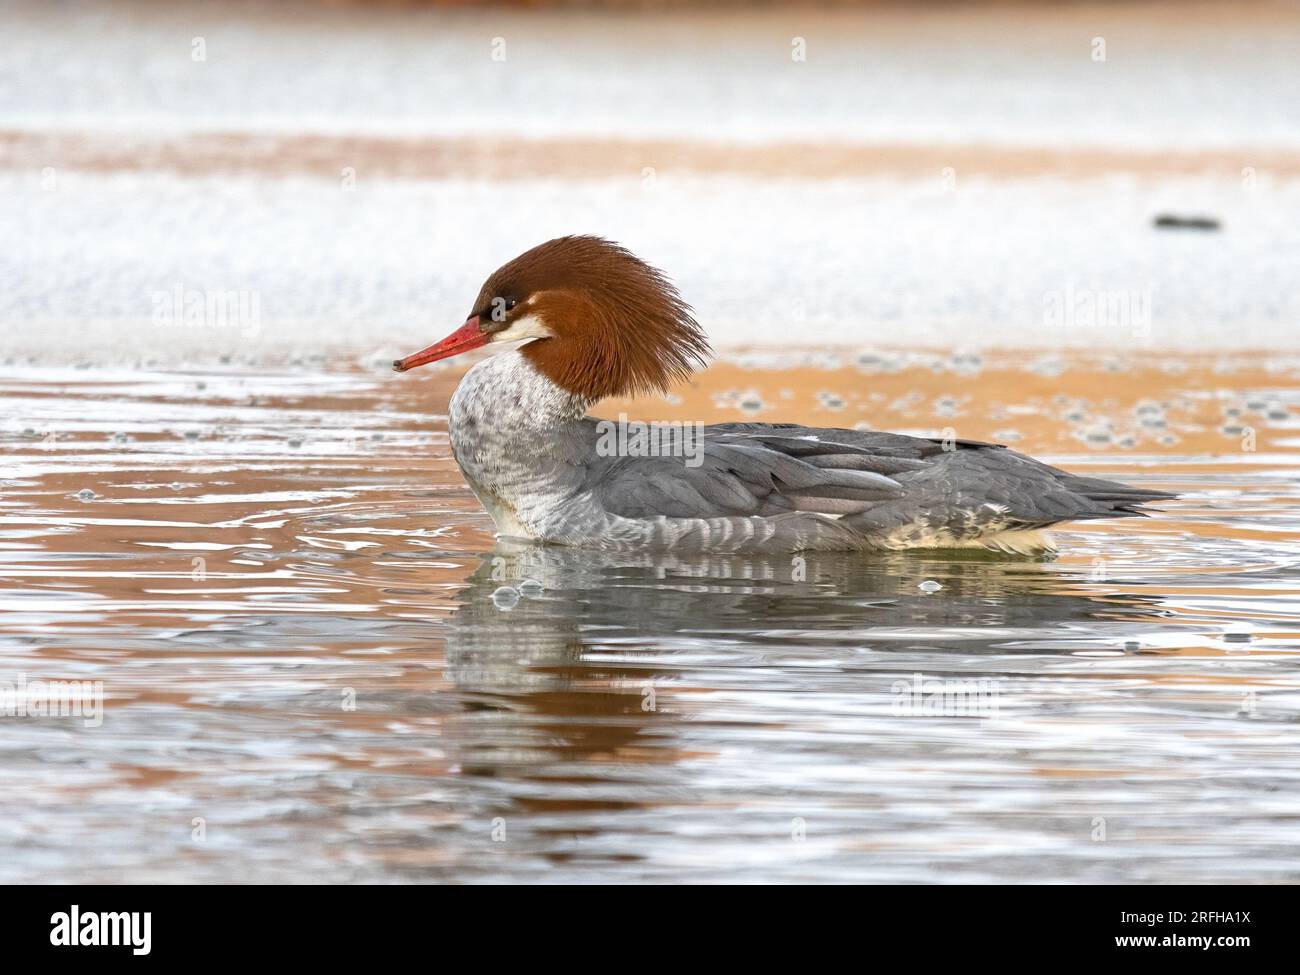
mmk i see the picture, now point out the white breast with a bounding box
[448,350,593,540]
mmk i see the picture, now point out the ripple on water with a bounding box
[0,355,1298,882]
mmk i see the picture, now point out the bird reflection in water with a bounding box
[436,541,1167,802]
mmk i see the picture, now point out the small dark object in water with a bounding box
[1153,214,1221,231]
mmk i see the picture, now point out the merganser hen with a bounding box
[394,236,1174,555]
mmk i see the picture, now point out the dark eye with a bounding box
[488,296,518,323]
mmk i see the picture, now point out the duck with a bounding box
[394,235,1174,554]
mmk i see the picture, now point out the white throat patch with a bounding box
[489,312,553,346]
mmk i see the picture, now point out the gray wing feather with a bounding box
[586,426,906,520]
[584,419,1175,536]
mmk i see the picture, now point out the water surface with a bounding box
[2,351,1297,883]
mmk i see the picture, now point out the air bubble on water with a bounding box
[287,438,303,448]
[518,578,544,596]
[1135,401,1166,429]
[491,586,520,610]
[1083,425,1112,445]
[76,488,96,501]
[183,430,200,440]
[918,580,942,593]
[933,395,960,418]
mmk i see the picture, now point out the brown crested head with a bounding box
[466,236,711,400]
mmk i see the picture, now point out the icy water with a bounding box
[2,350,1298,883]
